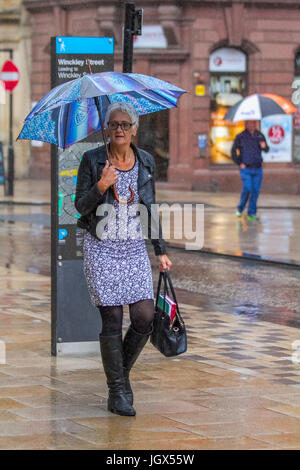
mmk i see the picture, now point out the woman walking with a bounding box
[75,102,171,416]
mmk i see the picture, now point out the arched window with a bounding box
[209,47,247,164]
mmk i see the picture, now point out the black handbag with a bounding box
[150,270,187,357]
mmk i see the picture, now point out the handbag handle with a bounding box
[155,270,184,328]
[155,271,169,314]
[155,271,170,306]
[164,270,185,327]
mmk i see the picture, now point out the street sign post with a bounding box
[0,57,19,196]
[0,142,5,185]
[50,37,114,356]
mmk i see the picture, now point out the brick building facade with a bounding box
[23,0,300,194]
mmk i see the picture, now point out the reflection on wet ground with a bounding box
[0,203,299,329]
[204,208,300,266]
[149,248,300,330]
[156,188,300,265]
[0,193,300,449]
[160,205,300,266]
[0,206,50,276]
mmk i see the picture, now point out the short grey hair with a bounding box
[104,102,139,130]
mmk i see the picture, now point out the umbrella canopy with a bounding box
[224,93,297,122]
[17,71,186,149]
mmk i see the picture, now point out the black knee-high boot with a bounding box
[123,326,152,405]
[99,334,136,416]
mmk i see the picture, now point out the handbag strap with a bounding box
[155,270,184,328]
[155,271,163,309]
[155,271,169,313]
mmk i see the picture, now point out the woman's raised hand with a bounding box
[97,160,118,195]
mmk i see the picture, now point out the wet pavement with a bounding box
[0,181,299,328]
[151,247,300,330]
[0,180,299,449]
[156,189,300,266]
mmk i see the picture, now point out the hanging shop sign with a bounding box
[209,48,247,73]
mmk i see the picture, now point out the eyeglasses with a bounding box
[108,121,135,131]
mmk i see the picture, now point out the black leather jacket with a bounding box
[75,143,166,256]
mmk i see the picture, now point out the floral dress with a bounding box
[83,156,154,306]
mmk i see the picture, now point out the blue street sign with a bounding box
[56,37,114,54]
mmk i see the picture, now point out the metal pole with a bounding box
[0,48,14,196]
[7,90,14,196]
[8,48,14,196]
[123,3,135,73]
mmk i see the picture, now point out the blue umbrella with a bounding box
[17,71,186,149]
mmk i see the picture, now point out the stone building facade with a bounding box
[0,0,31,179]
[23,0,300,193]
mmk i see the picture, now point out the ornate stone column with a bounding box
[164,7,193,188]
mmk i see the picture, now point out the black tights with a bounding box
[98,299,154,336]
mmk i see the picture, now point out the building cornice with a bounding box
[23,0,300,11]
[0,7,20,24]
[115,47,190,63]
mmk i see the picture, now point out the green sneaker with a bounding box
[236,210,242,217]
[247,215,259,221]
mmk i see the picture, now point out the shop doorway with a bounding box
[209,48,248,164]
[138,110,169,181]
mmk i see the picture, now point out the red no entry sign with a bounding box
[1,60,20,92]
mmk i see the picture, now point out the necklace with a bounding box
[109,147,135,204]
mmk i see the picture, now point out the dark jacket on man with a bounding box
[75,143,166,256]
[231,129,269,168]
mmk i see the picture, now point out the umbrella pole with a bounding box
[94,96,110,161]
[87,60,133,204]
[87,60,110,161]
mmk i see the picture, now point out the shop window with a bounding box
[209,47,247,164]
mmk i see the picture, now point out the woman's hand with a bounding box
[97,160,118,194]
[158,254,172,272]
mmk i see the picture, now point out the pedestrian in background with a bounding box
[232,120,269,221]
[75,102,171,417]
